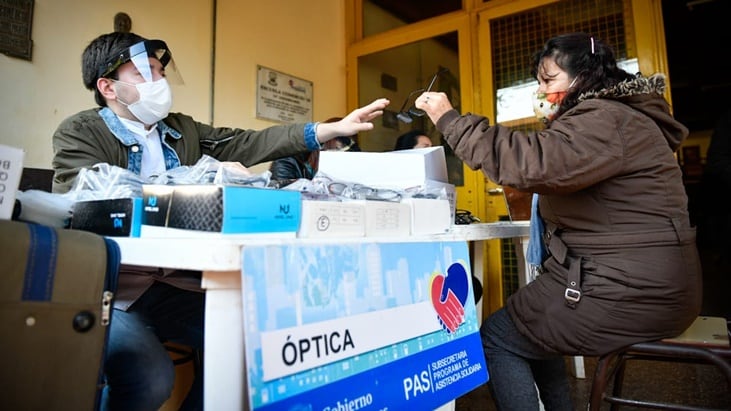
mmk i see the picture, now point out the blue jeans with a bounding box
[480,308,574,411]
[101,282,204,411]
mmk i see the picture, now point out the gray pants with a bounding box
[480,308,574,411]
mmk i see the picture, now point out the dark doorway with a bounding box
[664,1,731,319]
[662,0,731,132]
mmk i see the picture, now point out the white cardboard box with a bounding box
[421,179,457,218]
[318,146,449,188]
[0,144,25,220]
[404,198,452,235]
[297,199,365,238]
[319,146,454,235]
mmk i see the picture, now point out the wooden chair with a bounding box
[588,316,731,410]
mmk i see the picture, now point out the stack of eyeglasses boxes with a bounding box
[69,147,454,238]
[71,185,302,238]
[305,146,454,238]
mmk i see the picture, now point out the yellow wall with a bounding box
[0,0,347,174]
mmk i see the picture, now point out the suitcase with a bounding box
[0,220,120,410]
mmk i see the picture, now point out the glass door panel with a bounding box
[355,32,465,186]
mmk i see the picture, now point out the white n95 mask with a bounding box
[116,78,173,125]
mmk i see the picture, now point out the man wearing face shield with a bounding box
[106,40,178,126]
[51,31,389,411]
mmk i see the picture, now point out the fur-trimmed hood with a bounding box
[579,73,667,101]
[579,73,688,151]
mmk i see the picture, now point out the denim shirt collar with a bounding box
[99,107,183,174]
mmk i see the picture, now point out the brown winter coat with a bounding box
[436,74,702,356]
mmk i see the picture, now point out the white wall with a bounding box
[0,0,347,173]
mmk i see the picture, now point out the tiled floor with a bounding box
[455,355,730,410]
[456,244,731,410]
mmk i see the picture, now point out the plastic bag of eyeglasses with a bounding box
[68,163,146,200]
[68,156,272,202]
[311,174,443,203]
[402,183,450,200]
[146,154,271,187]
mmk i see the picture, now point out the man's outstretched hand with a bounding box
[317,98,390,143]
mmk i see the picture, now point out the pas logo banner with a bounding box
[431,262,469,334]
[241,241,488,410]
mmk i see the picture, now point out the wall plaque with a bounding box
[256,65,313,124]
[0,0,33,61]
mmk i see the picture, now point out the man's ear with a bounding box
[97,77,116,100]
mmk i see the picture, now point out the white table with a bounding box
[112,222,530,410]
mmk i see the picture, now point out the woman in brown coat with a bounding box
[415,32,701,410]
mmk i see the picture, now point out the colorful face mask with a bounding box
[531,78,576,124]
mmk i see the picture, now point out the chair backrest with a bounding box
[19,167,54,192]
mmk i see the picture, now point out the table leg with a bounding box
[202,270,245,410]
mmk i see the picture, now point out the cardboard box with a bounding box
[71,198,143,237]
[297,199,365,238]
[404,198,452,235]
[319,147,456,234]
[318,146,449,188]
[420,179,457,219]
[319,146,456,237]
[141,185,301,236]
[299,199,413,238]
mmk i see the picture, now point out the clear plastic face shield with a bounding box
[98,39,184,84]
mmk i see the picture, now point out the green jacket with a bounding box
[52,107,317,193]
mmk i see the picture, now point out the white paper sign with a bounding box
[0,144,25,220]
[256,65,313,124]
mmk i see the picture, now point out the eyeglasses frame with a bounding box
[396,67,448,123]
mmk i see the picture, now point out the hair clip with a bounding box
[590,37,595,54]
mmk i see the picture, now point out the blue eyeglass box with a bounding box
[140,184,301,237]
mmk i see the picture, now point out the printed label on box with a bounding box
[364,200,411,236]
[71,198,143,237]
[298,200,365,238]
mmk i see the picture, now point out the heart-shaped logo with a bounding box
[430,262,469,333]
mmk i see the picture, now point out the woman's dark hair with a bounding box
[394,129,427,151]
[337,136,361,151]
[531,32,635,119]
[82,31,146,106]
